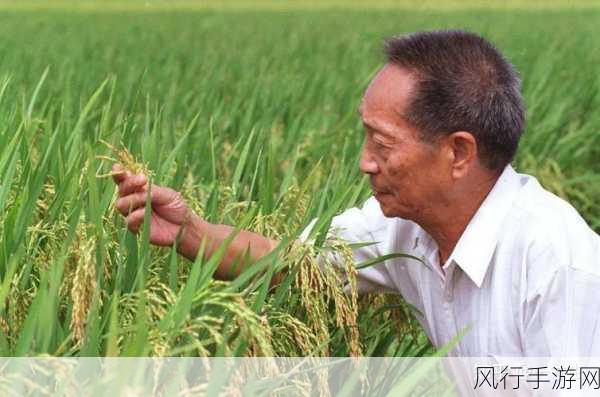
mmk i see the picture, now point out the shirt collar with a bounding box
[447,164,524,288]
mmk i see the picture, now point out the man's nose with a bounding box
[359,147,379,175]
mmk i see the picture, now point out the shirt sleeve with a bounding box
[299,197,398,294]
[523,265,600,356]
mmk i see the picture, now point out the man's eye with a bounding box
[374,140,390,150]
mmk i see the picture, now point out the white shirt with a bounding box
[302,165,600,356]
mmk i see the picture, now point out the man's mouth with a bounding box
[373,188,391,195]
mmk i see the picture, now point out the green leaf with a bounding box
[356,252,425,270]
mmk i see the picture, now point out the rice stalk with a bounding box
[69,222,97,345]
[287,237,362,357]
[95,139,154,178]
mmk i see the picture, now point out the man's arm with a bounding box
[522,250,600,356]
[177,215,278,280]
[111,163,278,281]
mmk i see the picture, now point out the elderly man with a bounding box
[113,30,600,357]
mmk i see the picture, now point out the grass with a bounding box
[0,1,598,361]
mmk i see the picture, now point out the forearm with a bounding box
[177,214,278,280]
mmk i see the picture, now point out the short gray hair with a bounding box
[384,30,525,170]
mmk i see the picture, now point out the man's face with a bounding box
[358,63,451,220]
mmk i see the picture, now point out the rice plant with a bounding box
[0,0,598,360]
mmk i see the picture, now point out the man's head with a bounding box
[358,30,525,219]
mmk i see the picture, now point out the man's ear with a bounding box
[445,131,477,179]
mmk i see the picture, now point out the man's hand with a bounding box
[111,163,279,281]
[112,163,191,247]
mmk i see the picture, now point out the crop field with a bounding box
[0,0,598,358]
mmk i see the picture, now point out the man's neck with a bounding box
[420,171,501,266]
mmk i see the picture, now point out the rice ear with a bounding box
[69,222,97,345]
[96,139,154,178]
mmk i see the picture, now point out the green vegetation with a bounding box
[0,1,598,357]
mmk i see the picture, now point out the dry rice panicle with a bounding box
[69,222,98,345]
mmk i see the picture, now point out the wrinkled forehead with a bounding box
[358,63,418,123]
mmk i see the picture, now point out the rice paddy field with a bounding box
[0,0,598,358]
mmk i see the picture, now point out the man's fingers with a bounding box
[114,186,180,216]
[125,208,146,233]
[112,163,129,184]
[118,173,148,196]
[115,191,148,216]
[149,185,182,206]
[111,163,147,196]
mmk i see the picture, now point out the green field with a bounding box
[0,1,598,357]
